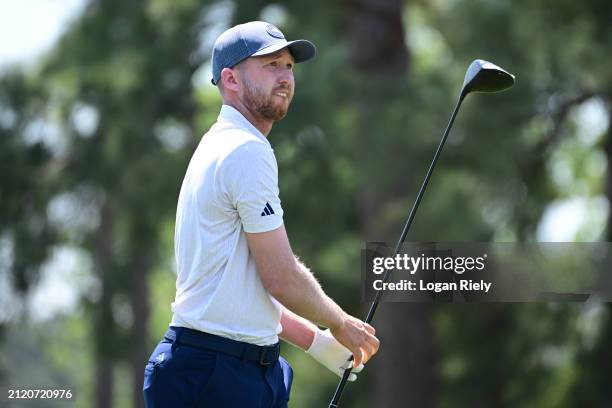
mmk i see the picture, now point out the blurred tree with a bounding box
[0,71,59,389]
[427,1,612,407]
[567,110,612,406]
[30,0,210,406]
[0,72,57,297]
[2,0,612,407]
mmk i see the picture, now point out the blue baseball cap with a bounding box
[211,21,316,85]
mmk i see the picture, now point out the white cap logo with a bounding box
[266,24,285,39]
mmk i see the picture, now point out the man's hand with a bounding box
[306,329,365,382]
[329,314,379,368]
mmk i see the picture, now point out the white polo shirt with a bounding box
[170,104,284,346]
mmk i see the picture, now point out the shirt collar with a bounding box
[217,104,269,144]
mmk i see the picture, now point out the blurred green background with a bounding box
[1,0,612,407]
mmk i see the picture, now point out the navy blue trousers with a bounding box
[143,332,293,407]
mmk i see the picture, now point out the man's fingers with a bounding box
[367,333,380,354]
[352,348,363,367]
[363,345,378,364]
[364,323,376,335]
[366,327,379,343]
[370,337,380,355]
[361,348,373,364]
[359,330,379,364]
[365,337,377,357]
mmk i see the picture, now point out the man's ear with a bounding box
[221,67,240,92]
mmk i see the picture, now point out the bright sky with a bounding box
[0,0,86,69]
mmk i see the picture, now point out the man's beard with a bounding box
[241,76,292,122]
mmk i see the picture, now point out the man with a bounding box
[143,21,379,407]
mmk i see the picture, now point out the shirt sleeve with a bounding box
[224,141,284,233]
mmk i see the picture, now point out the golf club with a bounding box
[328,59,515,408]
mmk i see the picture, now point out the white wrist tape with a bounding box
[306,329,364,382]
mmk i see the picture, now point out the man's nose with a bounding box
[278,69,294,85]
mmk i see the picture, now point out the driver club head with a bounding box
[461,59,515,97]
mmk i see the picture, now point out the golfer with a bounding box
[143,21,379,407]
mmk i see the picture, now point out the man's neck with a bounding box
[225,100,273,137]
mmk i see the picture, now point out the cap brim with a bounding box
[251,39,316,63]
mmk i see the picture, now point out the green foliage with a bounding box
[2,0,612,407]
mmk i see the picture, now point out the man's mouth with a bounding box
[273,90,289,98]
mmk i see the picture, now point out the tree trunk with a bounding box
[347,0,409,75]
[93,202,115,408]
[95,361,114,408]
[129,247,152,408]
[346,0,436,406]
[372,303,435,407]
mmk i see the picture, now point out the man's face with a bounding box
[236,49,295,122]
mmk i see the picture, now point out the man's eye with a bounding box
[286,64,294,70]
